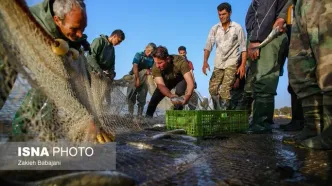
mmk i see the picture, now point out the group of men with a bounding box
[200,0,332,150]
[0,0,331,150]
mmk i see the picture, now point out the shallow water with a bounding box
[1,122,332,186]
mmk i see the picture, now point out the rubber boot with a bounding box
[245,96,274,134]
[283,94,322,144]
[281,92,304,131]
[300,93,332,150]
[211,95,222,110]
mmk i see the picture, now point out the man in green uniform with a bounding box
[145,46,195,117]
[12,0,89,135]
[245,0,289,134]
[281,0,332,149]
[86,29,125,104]
[126,42,156,117]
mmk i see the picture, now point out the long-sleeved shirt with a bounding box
[204,21,247,69]
[245,0,288,42]
[278,0,294,21]
[86,35,115,74]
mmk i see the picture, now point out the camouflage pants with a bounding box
[288,0,332,141]
[288,0,332,99]
[209,65,237,100]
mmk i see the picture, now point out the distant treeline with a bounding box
[274,106,291,116]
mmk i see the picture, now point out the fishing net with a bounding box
[0,1,215,185]
[0,0,208,142]
[0,0,136,142]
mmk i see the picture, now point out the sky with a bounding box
[27,0,291,108]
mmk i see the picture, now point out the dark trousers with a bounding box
[146,77,186,117]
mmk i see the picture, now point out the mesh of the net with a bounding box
[0,0,209,142]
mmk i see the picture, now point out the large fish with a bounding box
[252,24,286,50]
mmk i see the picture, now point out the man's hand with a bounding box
[84,119,99,142]
[146,69,151,75]
[202,62,210,75]
[232,78,240,90]
[106,73,115,80]
[135,78,140,88]
[183,94,192,105]
[248,42,260,60]
[170,95,183,105]
[93,70,103,78]
[273,18,286,33]
[104,70,115,80]
[237,65,246,79]
[86,119,114,143]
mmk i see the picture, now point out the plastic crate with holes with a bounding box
[166,110,248,136]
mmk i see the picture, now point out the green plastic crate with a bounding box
[166,110,248,137]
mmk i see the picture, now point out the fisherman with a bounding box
[202,2,247,111]
[145,46,195,118]
[244,0,289,134]
[86,29,125,104]
[281,0,332,150]
[1,0,91,110]
[12,0,90,136]
[126,43,156,117]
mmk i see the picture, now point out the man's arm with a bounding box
[87,38,103,73]
[133,64,139,87]
[132,52,142,87]
[182,71,195,104]
[277,0,293,21]
[248,0,287,42]
[154,77,174,98]
[187,61,196,84]
[237,26,248,79]
[202,26,216,75]
[107,48,116,79]
[274,0,293,32]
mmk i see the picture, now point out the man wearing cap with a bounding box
[127,43,156,117]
